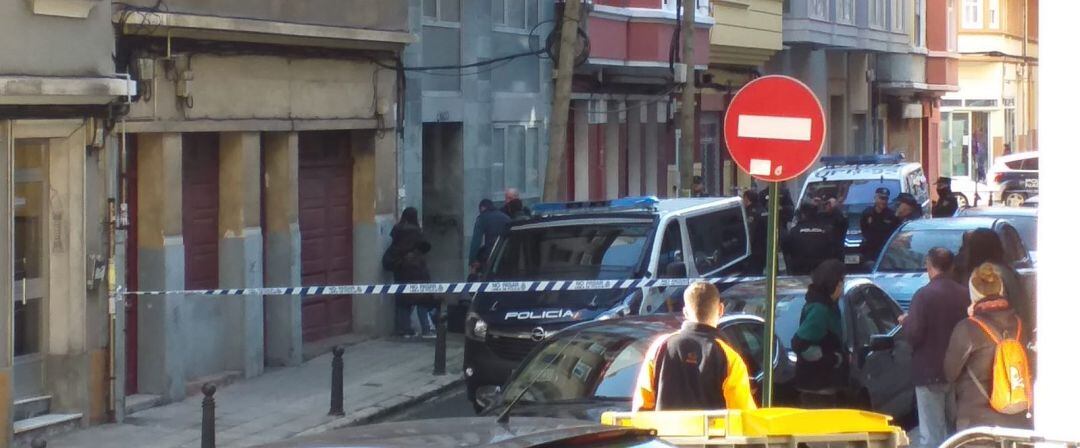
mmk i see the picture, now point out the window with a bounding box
[870,0,888,28]
[657,222,685,276]
[14,139,47,357]
[1004,108,1016,149]
[720,323,767,380]
[837,0,855,23]
[988,0,1000,28]
[915,0,925,47]
[492,124,542,197]
[424,0,460,22]
[962,0,981,28]
[947,0,958,50]
[907,169,929,206]
[488,223,652,281]
[421,26,461,91]
[941,99,963,108]
[685,208,748,275]
[1021,156,1039,171]
[493,0,536,30]
[892,0,905,32]
[965,99,998,107]
[492,34,541,93]
[850,287,900,349]
[809,0,827,20]
[877,229,967,272]
[593,339,651,399]
[999,225,1031,266]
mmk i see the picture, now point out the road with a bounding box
[379,383,475,422]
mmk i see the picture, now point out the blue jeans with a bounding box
[915,383,955,448]
[395,297,435,335]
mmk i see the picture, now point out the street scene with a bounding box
[0,0,1066,447]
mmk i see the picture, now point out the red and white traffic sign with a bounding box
[723,75,826,183]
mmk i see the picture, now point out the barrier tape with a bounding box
[121,272,929,297]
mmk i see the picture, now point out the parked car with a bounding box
[956,207,1038,264]
[989,151,1039,207]
[870,217,1035,309]
[464,196,751,409]
[254,417,673,448]
[478,314,796,420]
[796,154,930,269]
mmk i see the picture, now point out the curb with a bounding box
[294,374,466,437]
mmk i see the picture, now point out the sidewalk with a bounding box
[49,336,465,448]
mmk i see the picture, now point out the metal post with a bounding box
[762,182,780,407]
[329,346,345,416]
[201,384,216,448]
[434,299,447,376]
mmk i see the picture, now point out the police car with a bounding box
[795,155,931,268]
[463,196,751,410]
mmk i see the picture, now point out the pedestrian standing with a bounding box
[791,260,848,408]
[385,207,436,339]
[691,176,709,197]
[859,187,899,268]
[468,199,511,276]
[502,188,532,220]
[743,190,767,275]
[932,177,959,218]
[782,204,835,275]
[952,228,1032,341]
[944,263,1034,430]
[901,248,969,448]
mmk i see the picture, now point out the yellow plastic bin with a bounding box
[601,408,910,448]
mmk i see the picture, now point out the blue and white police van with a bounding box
[463,196,751,410]
[795,154,931,268]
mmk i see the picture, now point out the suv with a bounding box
[795,155,930,269]
[990,151,1039,207]
[463,196,750,409]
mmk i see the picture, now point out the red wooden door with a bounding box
[299,132,354,342]
[182,134,221,290]
[124,136,139,395]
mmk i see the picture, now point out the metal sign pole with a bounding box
[762,181,780,407]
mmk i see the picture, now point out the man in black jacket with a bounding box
[932,177,959,217]
[859,187,899,267]
[783,204,836,275]
[901,248,969,448]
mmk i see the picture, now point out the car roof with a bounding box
[519,197,741,227]
[997,151,1039,163]
[899,216,1004,231]
[805,162,922,182]
[957,207,1037,218]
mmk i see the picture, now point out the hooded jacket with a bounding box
[791,289,847,393]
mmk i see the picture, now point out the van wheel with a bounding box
[1004,191,1027,207]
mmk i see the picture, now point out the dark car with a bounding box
[478,314,796,421]
[253,417,673,448]
[870,217,1035,309]
[956,207,1038,263]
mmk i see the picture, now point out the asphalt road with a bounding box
[380,383,476,422]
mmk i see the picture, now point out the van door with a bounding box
[640,218,689,314]
[684,205,750,277]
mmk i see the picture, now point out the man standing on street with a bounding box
[469,199,511,275]
[859,187,898,268]
[783,204,836,275]
[932,177,959,218]
[502,188,532,220]
[902,248,969,448]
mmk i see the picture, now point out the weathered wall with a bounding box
[0,1,115,77]
[118,0,408,31]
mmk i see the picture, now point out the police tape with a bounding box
[121,272,927,297]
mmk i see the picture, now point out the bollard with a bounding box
[329,346,345,416]
[434,298,447,376]
[31,438,46,448]
[201,383,216,448]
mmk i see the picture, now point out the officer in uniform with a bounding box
[932,177,959,217]
[859,187,899,267]
[818,196,849,260]
[783,203,837,275]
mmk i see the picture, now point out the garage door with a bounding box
[183,133,220,290]
[299,132,354,342]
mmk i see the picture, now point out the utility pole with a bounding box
[542,0,582,202]
[678,0,696,197]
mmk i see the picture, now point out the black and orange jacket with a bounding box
[632,321,757,411]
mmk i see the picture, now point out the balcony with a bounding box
[783,0,908,53]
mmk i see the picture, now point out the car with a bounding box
[1022,195,1039,208]
[253,417,673,448]
[956,207,1038,263]
[989,151,1039,207]
[796,154,931,269]
[870,217,1035,309]
[464,196,751,409]
[477,314,796,421]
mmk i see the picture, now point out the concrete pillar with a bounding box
[645,102,660,196]
[354,130,396,336]
[218,132,264,378]
[263,132,302,367]
[136,133,186,402]
[627,101,643,197]
[605,100,620,200]
[0,120,14,445]
[573,100,589,201]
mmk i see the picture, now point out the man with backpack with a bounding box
[944,262,1033,430]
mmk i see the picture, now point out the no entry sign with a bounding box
[723,75,826,183]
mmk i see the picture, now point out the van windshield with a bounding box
[803,179,902,231]
[488,222,653,281]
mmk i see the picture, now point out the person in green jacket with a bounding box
[791,259,848,408]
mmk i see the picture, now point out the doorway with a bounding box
[13,138,47,399]
[421,123,465,281]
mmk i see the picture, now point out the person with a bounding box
[902,248,970,448]
[932,177,959,218]
[791,260,848,408]
[691,176,708,197]
[468,199,511,275]
[759,183,795,226]
[859,187,899,267]
[819,196,849,258]
[633,281,757,411]
[782,204,836,275]
[895,193,921,223]
[502,188,532,220]
[743,190,767,275]
[1003,143,1013,156]
[952,228,1033,340]
[385,207,436,339]
[943,263,1034,430]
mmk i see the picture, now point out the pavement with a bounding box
[49,335,465,448]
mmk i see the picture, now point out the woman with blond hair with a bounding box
[944,262,1033,430]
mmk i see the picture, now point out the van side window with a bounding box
[909,169,929,204]
[685,208,748,275]
[1021,157,1039,170]
[657,222,684,277]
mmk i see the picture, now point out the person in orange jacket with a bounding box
[632,281,757,411]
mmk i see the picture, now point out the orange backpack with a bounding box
[965,316,1032,415]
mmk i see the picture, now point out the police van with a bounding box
[463,196,751,410]
[795,155,930,268]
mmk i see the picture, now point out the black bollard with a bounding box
[434,298,447,376]
[329,346,345,416]
[201,383,216,448]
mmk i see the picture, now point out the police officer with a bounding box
[932,177,959,217]
[783,203,837,275]
[819,196,848,260]
[895,193,921,223]
[759,183,796,227]
[860,187,899,267]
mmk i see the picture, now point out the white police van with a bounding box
[463,196,750,410]
[796,155,930,268]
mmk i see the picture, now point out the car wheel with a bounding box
[1004,191,1027,207]
[955,193,969,208]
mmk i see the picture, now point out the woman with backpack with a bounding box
[383,207,436,339]
[791,260,849,408]
[944,263,1033,430]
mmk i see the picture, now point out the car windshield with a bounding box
[502,330,648,403]
[803,179,903,223]
[876,229,967,272]
[488,223,652,281]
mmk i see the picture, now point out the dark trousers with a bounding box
[395,296,435,335]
